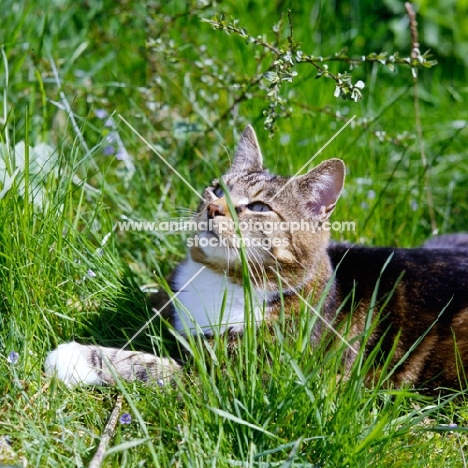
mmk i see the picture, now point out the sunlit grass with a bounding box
[1,0,468,466]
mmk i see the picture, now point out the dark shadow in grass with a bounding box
[80,266,180,359]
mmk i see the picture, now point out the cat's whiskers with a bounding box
[244,245,265,280]
[243,232,279,265]
[245,256,262,290]
[164,216,195,223]
[168,206,199,217]
[244,236,293,290]
[220,232,262,290]
[233,247,263,291]
[240,243,267,291]
[153,226,193,240]
[225,241,237,273]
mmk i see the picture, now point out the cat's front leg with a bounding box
[44,342,181,387]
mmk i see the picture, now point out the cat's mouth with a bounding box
[197,216,232,245]
[198,228,238,248]
[189,226,240,268]
[192,222,242,253]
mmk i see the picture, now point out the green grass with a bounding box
[1,0,468,466]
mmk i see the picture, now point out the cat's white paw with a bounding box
[44,342,102,387]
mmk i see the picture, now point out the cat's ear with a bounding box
[296,158,345,220]
[231,125,263,172]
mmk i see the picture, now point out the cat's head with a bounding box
[189,125,345,288]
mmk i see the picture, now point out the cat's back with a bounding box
[328,243,468,312]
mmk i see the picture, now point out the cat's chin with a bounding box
[190,232,241,269]
[198,230,219,241]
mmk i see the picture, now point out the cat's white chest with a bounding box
[171,257,266,335]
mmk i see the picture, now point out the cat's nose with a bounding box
[207,203,225,219]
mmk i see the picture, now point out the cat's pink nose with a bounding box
[207,203,225,219]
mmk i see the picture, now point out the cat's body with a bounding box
[328,244,468,389]
[45,126,468,392]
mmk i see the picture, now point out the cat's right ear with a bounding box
[231,125,263,172]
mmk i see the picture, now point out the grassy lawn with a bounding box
[1,0,468,466]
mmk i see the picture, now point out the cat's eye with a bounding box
[247,202,271,213]
[213,187,224,198]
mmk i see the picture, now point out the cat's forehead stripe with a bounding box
[227,172,277,186]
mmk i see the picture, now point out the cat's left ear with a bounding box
[296,158,345,220]
[231,125,263,172]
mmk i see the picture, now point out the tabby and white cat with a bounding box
[45,125,468,391]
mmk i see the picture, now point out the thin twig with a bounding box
[202,18,435,73]
[292,100,411,148]
[287,9,294,48]
[405,2,437,233]
[212,70,268,129]
[88,394,123,468]
[202,20,337,81]
[405,3,420,60]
